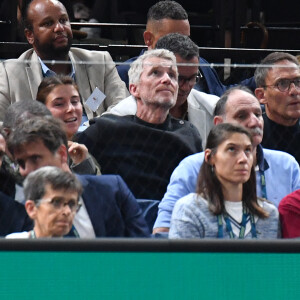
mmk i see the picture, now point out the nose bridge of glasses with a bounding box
[61,202,73,214]
[288,82,296,92]
[61,200,78,212]
[39,197,78,212]
[289,79,300,91]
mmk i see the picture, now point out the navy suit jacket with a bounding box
[0,191,33,236]
[116,51,256,97]
[78,174,150,237]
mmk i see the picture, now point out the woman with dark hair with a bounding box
[37,75,99,175]
[169,123,279,239]
[37,75,83,140]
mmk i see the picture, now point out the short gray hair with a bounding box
[23,166,83,204]
[128,49,177,86]
[254,52,299,87]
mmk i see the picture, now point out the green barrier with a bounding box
[0,239,299,299]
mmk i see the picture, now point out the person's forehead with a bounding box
[156,18,190,36]
[176,55,199,74]
[49,84,79,97]
[226,90,261,115]
[15,139,51,157]
[176,55,199,64]
[143,56,175,70]
[43,184,77,199]
[266,60,300,79]
[272,60,299,70]
[220,132,251,146]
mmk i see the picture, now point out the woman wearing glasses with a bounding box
[169,123,280,239]
[6,166,82,238]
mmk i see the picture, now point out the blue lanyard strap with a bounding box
[250,213,257,238]
[217,214,223,238]
[69,225,80,238]
[259,170,267,199]
[217,206,257,239]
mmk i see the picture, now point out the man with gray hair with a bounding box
[79,49,202,200]
[254,52,300,164]
[109,33,219,148]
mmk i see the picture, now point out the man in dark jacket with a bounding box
[7,116,150,238]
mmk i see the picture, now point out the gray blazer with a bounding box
[0,48,129,121]
[107,89,219,148]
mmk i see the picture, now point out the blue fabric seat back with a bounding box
[137,199,159,232]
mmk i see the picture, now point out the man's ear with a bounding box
[25,200,37,219]
[129,83,139,98]
[213,115,224,125]
[24,28,34,45]
[143,31,154,49]
[255,87,267,104]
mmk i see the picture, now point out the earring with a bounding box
[211,165,214,173]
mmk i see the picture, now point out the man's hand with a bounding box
[152,227,170,234]
[68,141,89,165]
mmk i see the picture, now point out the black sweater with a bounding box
[78,114,202,199]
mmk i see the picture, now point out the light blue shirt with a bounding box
[38,57,75,79]
[154,145,300,229]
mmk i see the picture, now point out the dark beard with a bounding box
[34,36,72,60]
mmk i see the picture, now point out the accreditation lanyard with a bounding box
[259,169,267,199]
[69,225,80,238]
[217,207,257,239]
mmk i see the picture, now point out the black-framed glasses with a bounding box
[178,72,201,87]
[263,78,300,92]
[38,196,81,213]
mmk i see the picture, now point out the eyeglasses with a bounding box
[178,72,201,87]
[37,196,81,213]
[263,78,300,92]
